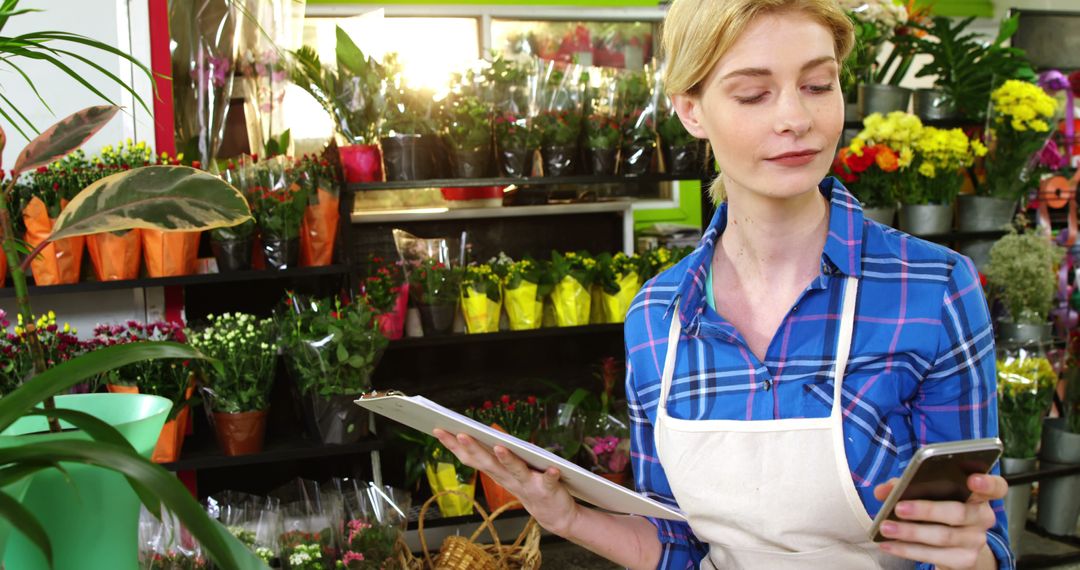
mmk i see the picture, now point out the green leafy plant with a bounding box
[465,394,541,440]
[188,313,278,414]
[550,250,597,288]
[279,293,388,397]
[0,310,84,396]
[461,263,501,303]
[91,320,196,417]
[535,109,582,147]
[985,227,1064,325]
[997,352,1057,458]
[595,252,646,295]
[0,103,266,568]
[584,114,619,150]
[905,16,1036,121]
[442,94,492,152]
[382,83,438,137]
[337,519,398,569]
[493,112,539,150]
[360,255,404,314]
[502,257,544,291]
[408,258,462,306]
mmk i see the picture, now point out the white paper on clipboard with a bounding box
[355,392,687,522]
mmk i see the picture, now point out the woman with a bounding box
[435,0,1011,568]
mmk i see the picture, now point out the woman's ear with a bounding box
[672,93,709,139]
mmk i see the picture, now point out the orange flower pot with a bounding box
[480,471,524,512]
[299,188,340,267]
[141,229,200,277]
[212,409,268,456]
[87,229,142,281]
[23,196,84,286]
[106,384,139,394]
[152,405,191,463]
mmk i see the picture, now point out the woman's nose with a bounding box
[773,89,812,136]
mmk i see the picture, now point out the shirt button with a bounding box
[792,305,799,313]
[763,379,773,391]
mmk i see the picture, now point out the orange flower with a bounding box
[874,146,900,173]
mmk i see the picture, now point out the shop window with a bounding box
[492,20,656,70]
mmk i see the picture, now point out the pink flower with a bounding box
[343,551,366,563]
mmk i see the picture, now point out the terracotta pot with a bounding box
[480,471,524,511]
[152,405,191,463]
[212,410,268,456]
[23,197,84,286]
[106,384,139,394]
[299,188,340,267]
[87,229,142,281]
[141,229,200,277]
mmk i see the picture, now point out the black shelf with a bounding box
[914,230,1008,242]
[348,173,689,191]
[387,323,624,350]
[1005,462,1080,486]
[0,264,353,298]
[161,434,383,472]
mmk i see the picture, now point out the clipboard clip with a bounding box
[358,390,407,399]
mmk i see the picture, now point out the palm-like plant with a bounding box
[0,0,152,140]
[0,106,268,569]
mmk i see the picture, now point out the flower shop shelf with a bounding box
[351,201,634,224]
[387,323,624,350]
[1004,462,1080,486]
[0,265,353,298]
[347,173,690,192]
[160,434,383,472]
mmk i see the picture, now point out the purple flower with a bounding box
[1039,139,1067,171]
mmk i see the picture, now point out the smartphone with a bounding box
[869,437,1003,542]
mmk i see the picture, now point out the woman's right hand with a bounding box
[433,428,581,536]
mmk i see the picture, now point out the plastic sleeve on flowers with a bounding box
[461,286,501,334]
[552,276,591,327]
[426,462,477,517]
[504,282,542,330]
[603,272,642,323]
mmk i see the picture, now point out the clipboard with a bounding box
[355,392,687,522]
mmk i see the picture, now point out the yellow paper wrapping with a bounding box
[461,286,502,333]
[425,462,476,516]
[552,276,591,327]
[504,282,542,330]
[602,272,642,323]
[590,285,605,324]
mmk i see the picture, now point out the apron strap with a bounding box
[658,303,682,415]
[831,277,860,418]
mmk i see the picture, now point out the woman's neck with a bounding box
[717,182,830,285]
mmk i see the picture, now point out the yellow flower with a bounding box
[918,162,937,178]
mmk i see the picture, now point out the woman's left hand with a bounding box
[873,473,1008,570]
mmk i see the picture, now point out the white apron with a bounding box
[655,277,913,569]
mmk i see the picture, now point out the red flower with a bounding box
[507,403,516,412]
[845,146,877,174]
[482,400,494,409]
[526,395,537,405]
[979,272,988,288]
[500,394,511,404]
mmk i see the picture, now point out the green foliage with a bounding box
[382,83,438,136]
[263,129,291,158]
[409,258,463,306]
[461,263,501,303]
[906,16,1036,121]
[594,252,646,295]
[535,110,582,147]
[986,228,1064,324]
[493,112,539,150]
[584,114,619,150]
[91,320,195,414]
[442,95,492,151]
[279,293,388,397]
[997,354,1057,458]
[465,394,541,440]
[188,313,278,413]
[550,250,597,288]
[658,113,696,148]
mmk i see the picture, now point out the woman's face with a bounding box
[673,11,844,201]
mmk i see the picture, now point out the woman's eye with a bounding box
[806,84,834,94]
[735,92,767,105]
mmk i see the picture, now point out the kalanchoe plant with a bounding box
[279,531,325,570]
[466,394,541,441]
[443,95,492,152]
[550,251,597,288]
[535,110,582,148]
[91,320,195,413]
[336,519,398,570]
[0,102,267,568]
[1,311,85,397]
[584,114,620,150]
[461,263,501,303]
[493,112,539,151]
[409,258,463,306]
[279,293,388,397]
[188,313,278,414]
[360,255,405,314]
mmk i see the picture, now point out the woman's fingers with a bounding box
[878,520,987,549]
[894,499,996,530]
[879,541,980,569]
[966,474,1008,503]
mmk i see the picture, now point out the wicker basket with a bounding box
[397,490,542,569]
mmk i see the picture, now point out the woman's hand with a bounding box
[873,473,1008,569]
[433,428,581,536]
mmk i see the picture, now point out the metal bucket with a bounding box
[898,203,953,236]
[862,207,896,227]
[913,88,958,121]
[1037,418,1080,536]
[1002,457,1037,552]
[858,83,913,117]
[956,195,1016,232]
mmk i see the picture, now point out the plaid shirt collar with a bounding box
[673,177,866,330]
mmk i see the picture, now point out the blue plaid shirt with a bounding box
[625,178,1010,569]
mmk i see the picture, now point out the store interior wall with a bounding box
[0,0,163,335]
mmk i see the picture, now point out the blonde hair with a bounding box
[661,0,854,203]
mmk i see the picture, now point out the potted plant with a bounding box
[291,28,386,183]
[188,312,278,456]
[838,0,910,117]
[294,155,340,268]
[904,16,1035,122]
[974,80,1060,229]
[409,259,462,337]
[0,311,86,397]
[501,257,545,331]
[996,351,1057,549]
[361,255,408,341]
[1037,366,1080,536]
[617,69,657,176]
[20,152,90,285]
[247,159,309,270]
[534,61,584,177]
[399,430,477,517]
[215,160,257,272]
[584,113,620,176]
[279,293,387,446]
[465,395,541,510]
[91,320,198,464]
[549,251,597,327]
[381,79,440,182]
[897,125,986,236]
[831,143,899,226]
[460,263,502,334]
[658,106,704,177]
[0,106,267,569]
[493,111,538,178]
[338,518,400,569]
[593,252,645,324]
[985,227,1064,344]
[844,112,932,233]
[85,141,156,281]
[442,94,493,178]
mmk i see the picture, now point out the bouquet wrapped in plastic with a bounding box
[332,479,412,569]
[531,58,584,176]
[206,491,282,566]
[138,507,207,570]
[275,479,345,570]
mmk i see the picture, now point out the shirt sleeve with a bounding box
[913,255,1012,570]
[626,356,710,569]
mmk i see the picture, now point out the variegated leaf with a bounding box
[47,165,252,241]
[12,105,118,176]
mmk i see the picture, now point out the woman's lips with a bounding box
[765,150,820,167]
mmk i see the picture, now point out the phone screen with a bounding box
[871,447,1000,541]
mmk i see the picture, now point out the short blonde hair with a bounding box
[661,0,854,203]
